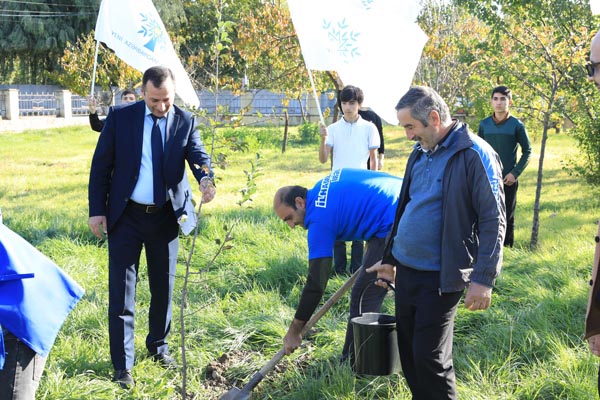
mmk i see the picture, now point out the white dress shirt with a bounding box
[129,107,167,205]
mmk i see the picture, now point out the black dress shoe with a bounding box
[112,369,134,389]
[151,352,177,368]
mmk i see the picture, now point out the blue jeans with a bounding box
[0,329,46,400]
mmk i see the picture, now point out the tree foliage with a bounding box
[234,1,333,124]
[50,31,141,99]
[415,0,491,118]
[0,0,187,85]
[0,0,98,84]
[566,77,600,186]
[456,0,594,249]
[235,2,328,95]
[175,0,264,90]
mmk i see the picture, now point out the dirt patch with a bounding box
[201,348,313,399]
[202,350,253,398]
[205,352,243,388]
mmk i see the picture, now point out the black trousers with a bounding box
[107,202,179,370]
[334,240,364,274]
[395,264,463,400]
[504,181,518,247]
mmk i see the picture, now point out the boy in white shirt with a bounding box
[318,85,380,275]
[319,85,380,170]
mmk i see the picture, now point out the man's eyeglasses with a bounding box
[586,61,600,77]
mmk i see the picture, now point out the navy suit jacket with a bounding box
[88,100,211,233]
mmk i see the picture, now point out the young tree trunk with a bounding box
[530,119,550,250]
[326,71,344,122]
[282,110,289,153]
[298,94,307,123]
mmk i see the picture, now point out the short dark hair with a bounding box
[491,86,512,100]
[142,66,175,90]
[339,85,364,105]
[279,186,307,209]
[395,86,451,127]
[120,89,136,99]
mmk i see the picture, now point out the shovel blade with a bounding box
[219,387,251,400]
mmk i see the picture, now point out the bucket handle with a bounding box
[358,278,395,316]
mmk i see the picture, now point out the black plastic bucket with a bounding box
[350,280,400,376]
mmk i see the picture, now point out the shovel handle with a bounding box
[239,268,361,392]
[254,348,286,378]
[301,268,360,334]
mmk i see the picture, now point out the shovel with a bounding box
[219,268,360,400]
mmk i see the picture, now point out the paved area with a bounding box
[0,116,91,133]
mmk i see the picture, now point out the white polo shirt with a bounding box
[325,115,380,170]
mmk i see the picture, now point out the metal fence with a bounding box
[16,92,89,117]
[198,91,241,114]
[251,91,307,115]
[3,86,337,119]
[18,92,57,116]
[192,90,336,116]
[71,94,90,116]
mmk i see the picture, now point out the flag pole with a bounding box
[90,39,100,97]
[306,68,325,126]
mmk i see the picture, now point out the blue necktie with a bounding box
[150,115,166,207]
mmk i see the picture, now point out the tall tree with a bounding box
[235,2,329,94]
[415,0,491,118]
[175,0,264,90]
[234,1,333,150]
[0,0,187,85]
[457,0,594,249]
[0,0,98,83]
[51,32,141,98]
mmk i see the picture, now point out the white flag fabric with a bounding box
[95,0,199,108]
[288,0,428,124]
[592,0,600,15]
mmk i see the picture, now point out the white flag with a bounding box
[95,0,199,108]
[288,0,428,124]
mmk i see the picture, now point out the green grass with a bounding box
[0,125,598,399]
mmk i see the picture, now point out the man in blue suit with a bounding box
[88,66,216,388]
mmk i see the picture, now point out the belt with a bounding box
[128,200,165,214]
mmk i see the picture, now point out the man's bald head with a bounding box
[273,186,308,229]
[273,186,307,209]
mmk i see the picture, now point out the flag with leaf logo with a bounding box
[95,0,199,107]
[288,0,428,124]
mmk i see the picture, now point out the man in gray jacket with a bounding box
[368,86,505,399]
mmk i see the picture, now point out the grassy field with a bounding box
[0,123,599,399]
